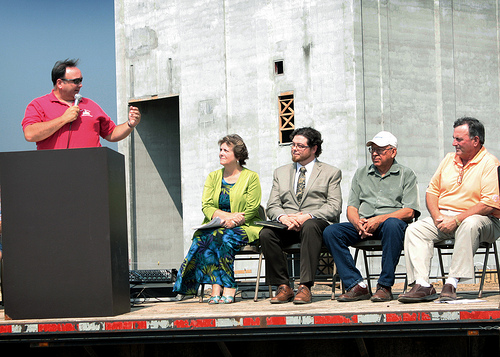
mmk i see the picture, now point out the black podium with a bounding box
[0,147,130,319]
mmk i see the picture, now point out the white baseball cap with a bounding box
[366,131,398,148]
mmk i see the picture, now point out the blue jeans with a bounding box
[323,218,407,291]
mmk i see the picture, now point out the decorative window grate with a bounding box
[279,92,294,144]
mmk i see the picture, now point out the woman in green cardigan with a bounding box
[173,134,262,304]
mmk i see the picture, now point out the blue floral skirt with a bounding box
[173,226,249,295]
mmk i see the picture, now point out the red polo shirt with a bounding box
[22,91,116,150]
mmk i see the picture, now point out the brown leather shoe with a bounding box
[398,284,438,303]
[338,284,370,302]
[293,284,312,304]
[270,284,294,304]
[370,284,392,302]
[439,283,457,301]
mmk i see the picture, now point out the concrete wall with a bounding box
[361,0,500,196]
[115,0,500,277]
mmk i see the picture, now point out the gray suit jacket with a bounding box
[266,160,342,224]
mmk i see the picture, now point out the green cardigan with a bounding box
[200,167,263,243]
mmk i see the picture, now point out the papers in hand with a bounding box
[255,220,287,229]
[192,217,223,230]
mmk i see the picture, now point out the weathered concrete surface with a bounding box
[114,1,500,274]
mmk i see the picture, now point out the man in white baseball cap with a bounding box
[323,130,420,302]
[365,131,398,149]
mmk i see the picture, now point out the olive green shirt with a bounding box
[347,160,420,219]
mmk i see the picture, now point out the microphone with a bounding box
[74,94,83,106]
[68,94,82,148]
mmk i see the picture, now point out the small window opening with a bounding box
[274,60,284,75]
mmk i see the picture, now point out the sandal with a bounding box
[208,296,221,304]
[219,295,235,304]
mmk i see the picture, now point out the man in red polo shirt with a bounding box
[22,59,141,150]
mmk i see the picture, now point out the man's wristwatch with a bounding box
[454,216,461,227]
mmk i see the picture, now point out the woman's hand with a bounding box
[232,212,245,225]
[216,211,245,228]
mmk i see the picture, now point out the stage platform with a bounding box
[1,284,499,349]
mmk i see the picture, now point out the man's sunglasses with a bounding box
[61,77,83,85]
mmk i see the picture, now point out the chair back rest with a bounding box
[258,205,266,221]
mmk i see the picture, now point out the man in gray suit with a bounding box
[260,127,342,304]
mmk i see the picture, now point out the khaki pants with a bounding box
[404,213,500,283]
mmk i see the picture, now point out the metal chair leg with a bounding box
[437,248,446,284]
[199,283,205,303]
[254,252,263,302]
[478,245,491,298]
[493,243,500,294]
[362,250,372,294]
[331,262,338,300]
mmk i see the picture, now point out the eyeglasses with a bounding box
[368,147,392,155]
[61,77,83,85]
[291,143,310,150]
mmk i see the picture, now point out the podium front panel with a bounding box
[0,147,130,319]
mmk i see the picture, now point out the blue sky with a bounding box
[0,0,117,152]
